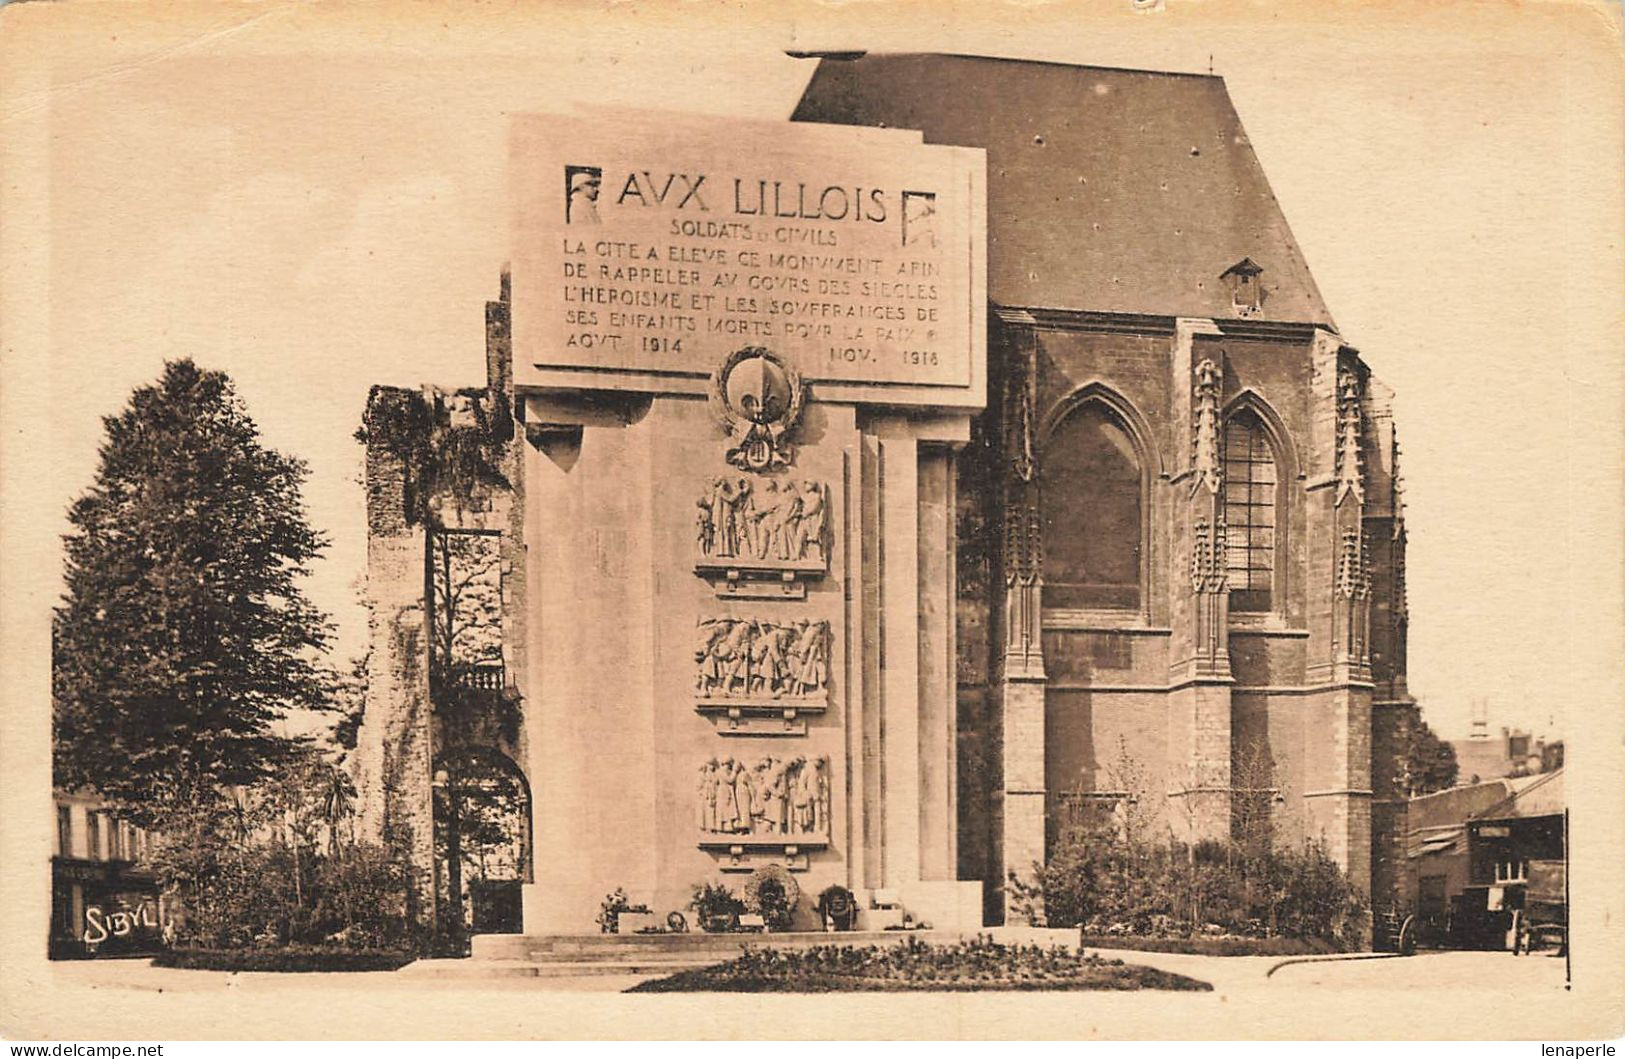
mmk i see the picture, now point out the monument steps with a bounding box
[471,929,951,963]
[393,930,961,979]
[397,956,721,980]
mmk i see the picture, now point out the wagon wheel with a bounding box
[1397,914,1418,956]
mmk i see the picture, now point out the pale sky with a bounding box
[13,1,1624,742]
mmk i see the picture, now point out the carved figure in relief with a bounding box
[710,477,751,559]
[747,622,792,698]
[717,620,753,696]
[791,756,816,833]
[790,620,827,696]
[694,620,730,695]
[715,761,741,832]
[698,761,717,831]
[747,480,779,560]
[798,481,827,562]
[733,762,757,835]
[748,760,769,833]
[564,165,603,226]
[814,757,830,834]
[775,480,808,559]
[757,758,783,834]
[695,496,715,557]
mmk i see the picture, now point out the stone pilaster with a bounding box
[1166,321,1232,842]
[1369,700,1414,940]
[917,442,961,883]
[1301,332,1376,936]
[992,315,1047,922]
[1321,354,1374,686]
[855,410,983,930]
[1359,374,1412,940]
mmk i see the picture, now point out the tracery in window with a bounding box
[1224,411,1277,613]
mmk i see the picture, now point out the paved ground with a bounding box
[42,940,1568,998]
[21,944,1571,1040]
[1266,948,1568,992]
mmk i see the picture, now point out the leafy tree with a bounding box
[1402,714,1459,797]
[329,649,369,756]
[53,359,332,827]
[432,750,527,939]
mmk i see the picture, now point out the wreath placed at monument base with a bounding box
[744,864,800,932]
[816,884,859,931]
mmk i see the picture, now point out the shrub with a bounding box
[315,842,417,949]
[1024,822,1368,950]
[155,831,418,952]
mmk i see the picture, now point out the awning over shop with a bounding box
[1407,826,1465,859]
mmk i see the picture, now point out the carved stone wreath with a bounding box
[707,346,805,472]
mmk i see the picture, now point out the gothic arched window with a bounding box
[1224,410,1277,612]
[1042,402,1142,611]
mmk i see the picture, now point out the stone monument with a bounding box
[509,109,987,931]
[355,56,1413,944]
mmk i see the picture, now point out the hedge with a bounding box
[1076,934,1334,957]
[152,946,415,973]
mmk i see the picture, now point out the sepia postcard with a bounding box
[1,0,1622,1043]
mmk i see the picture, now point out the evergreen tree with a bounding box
[53,359,331,827]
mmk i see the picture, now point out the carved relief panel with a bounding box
[697,753,831,871]
[693,618,830,734]
[694,476,830,598]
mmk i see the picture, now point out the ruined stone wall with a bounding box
[353,386,435,925]
[351,271,527,928]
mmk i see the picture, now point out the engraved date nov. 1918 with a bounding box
[826,346,939,367]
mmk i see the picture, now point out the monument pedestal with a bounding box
[518,393,981,933]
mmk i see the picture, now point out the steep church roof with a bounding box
[791,53,1335,327]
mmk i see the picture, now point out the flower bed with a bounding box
[152,945,415,973]
[626,934,1211,993]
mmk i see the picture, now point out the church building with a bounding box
[352,53,1414,940]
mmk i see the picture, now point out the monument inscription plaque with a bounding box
[510,106,988,929]
[512,110,986,407]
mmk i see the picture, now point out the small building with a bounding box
[1449,725,1559,785]
[50,790,162,958]
[1404,769,1564,950]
